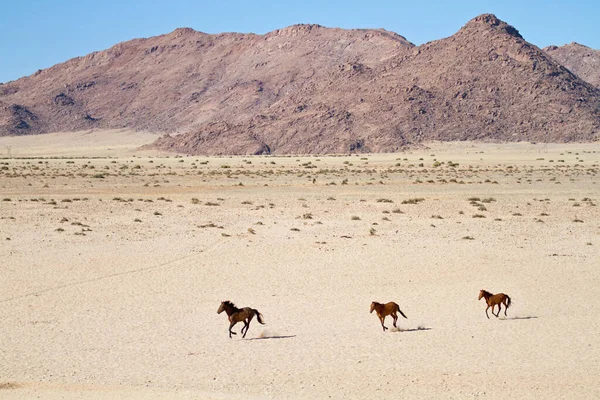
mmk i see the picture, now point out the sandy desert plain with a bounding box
[0,130,599,399]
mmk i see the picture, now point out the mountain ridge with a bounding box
[1,14,599,154]
[544,42,600,88]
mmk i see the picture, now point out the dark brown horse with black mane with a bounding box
[370,301,407,331]
[478,290,512,318]
[217,301,265,338]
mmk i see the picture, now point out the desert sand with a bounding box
[1,131,599,399]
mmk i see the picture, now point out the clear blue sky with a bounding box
[1,0,598,83]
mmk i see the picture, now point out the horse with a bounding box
[217,301,265,338]
[370,301,407,331]
[478,290,512,318]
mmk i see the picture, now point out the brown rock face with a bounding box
[544,43,600,88]
[0,103,44,136]
[1,14,599,154]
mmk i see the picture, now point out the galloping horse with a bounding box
[217,301,265,338]
[370,301,407,331]
[478,290,511,318]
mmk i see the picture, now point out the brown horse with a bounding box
[217,301,265,338]
[478,290,512,318]
[370,301,407,331]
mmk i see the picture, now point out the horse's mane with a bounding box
[223,300,237,308]
[481,290,492,296]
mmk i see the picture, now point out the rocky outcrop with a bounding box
[544,42,600,88]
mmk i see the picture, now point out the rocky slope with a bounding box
[544,42,600,88]
[1,14,599,154]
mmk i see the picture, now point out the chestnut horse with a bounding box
[370,301,407,331]
[217,301,265,338]
[478,290,511,318]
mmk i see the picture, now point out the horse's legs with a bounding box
[241,316,250,335]
[485,305,490,319]
[503,299,509,316]
[380,316,387,331]
[228,321,238,338]
[392,313,398,328]
[494,304,501,317]
[243,319,251,338]
[243,314,256,338]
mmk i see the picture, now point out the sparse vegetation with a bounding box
[401,198,425,204]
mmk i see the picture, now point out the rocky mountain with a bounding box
[1,14,599,154]
[544,43,600,88]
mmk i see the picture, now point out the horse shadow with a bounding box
[245,335,297,341]
[390,327,432,333]
[502,316,538,321]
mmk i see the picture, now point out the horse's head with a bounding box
[478,290,485,300]
[217,301,226,314]
[369,302,376,313]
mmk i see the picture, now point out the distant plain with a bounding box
[1,131,599,399]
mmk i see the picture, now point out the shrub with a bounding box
[401,198,425,204]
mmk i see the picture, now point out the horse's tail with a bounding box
[505,295,512,309]
[397,304,408,319]
[254,309,265,325]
